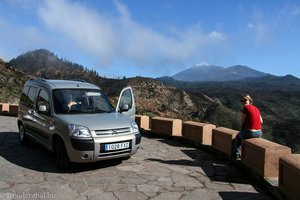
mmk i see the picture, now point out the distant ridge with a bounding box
[171,63,269,82]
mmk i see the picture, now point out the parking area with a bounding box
[0,116,274,200]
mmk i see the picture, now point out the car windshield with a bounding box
[53,89,114,114]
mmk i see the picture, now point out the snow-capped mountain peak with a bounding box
[195,61,210,67]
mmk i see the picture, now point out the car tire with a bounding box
[56,139,70,170]
[19,124,30,145]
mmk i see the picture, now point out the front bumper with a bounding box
[66,133,140,163]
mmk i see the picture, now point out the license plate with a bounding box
[105,142,129,151]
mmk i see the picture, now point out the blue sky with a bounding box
[0,0,299,78]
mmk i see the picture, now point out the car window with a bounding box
[53,89,114,114]
[36,89,50,113]
[119,89,132,110]
[26,87,39,109]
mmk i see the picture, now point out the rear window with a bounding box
[26,87,39,108]
[20,86,39,108]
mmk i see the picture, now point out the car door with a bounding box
[116,86,136,119]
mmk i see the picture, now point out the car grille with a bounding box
[95,127,131,137]
[98,149,131,158]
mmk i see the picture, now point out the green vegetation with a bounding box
[160,77,300,153]
[0,62,29,104]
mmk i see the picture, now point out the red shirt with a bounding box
[243,104,262,130]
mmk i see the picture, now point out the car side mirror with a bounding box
[38,105,49,114]
[119,103,129,113]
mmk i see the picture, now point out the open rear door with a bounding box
[116,86,136,119]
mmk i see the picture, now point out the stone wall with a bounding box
[134,115,298,200]
[0,103,19,116]
[279,154,300,200]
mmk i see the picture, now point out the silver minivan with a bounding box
[17,79,141,169]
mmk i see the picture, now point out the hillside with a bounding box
[3,49,300,153]
[0,59,31,104]
[102,77,197,120]
[158,76,300,152]
[5,50,199,121]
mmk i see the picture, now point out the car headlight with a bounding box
[69,124,92,138]
[131,121,139,134]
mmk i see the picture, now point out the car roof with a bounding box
[25,79,100,90]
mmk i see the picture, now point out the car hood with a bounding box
[56,112,133,130]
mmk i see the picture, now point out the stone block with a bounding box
[212,127,238,156]
[135,115,150,131]
[242,138,291,178]
[151,117,182,136]
[9,104,19,116]
[279,154,300,200]
[182,121,216,145]
[1,103,9,113]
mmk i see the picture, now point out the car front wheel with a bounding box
[56,139,70,170]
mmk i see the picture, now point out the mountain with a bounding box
[209,65,269,81]
[171,63,269,82]
[172,62,224,82]
[9,49,62,73]
[8,49,106,86]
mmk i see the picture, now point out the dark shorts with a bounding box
[238,129,262,139]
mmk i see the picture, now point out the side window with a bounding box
[119,89,132,110]
[36,89,50,113]
[20,86,30,105]
[26,87,39,109]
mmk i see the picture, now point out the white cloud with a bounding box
[37,0,227,69]
[38,0,117,65]
[247,9,270,45]
[209,31,225,41]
